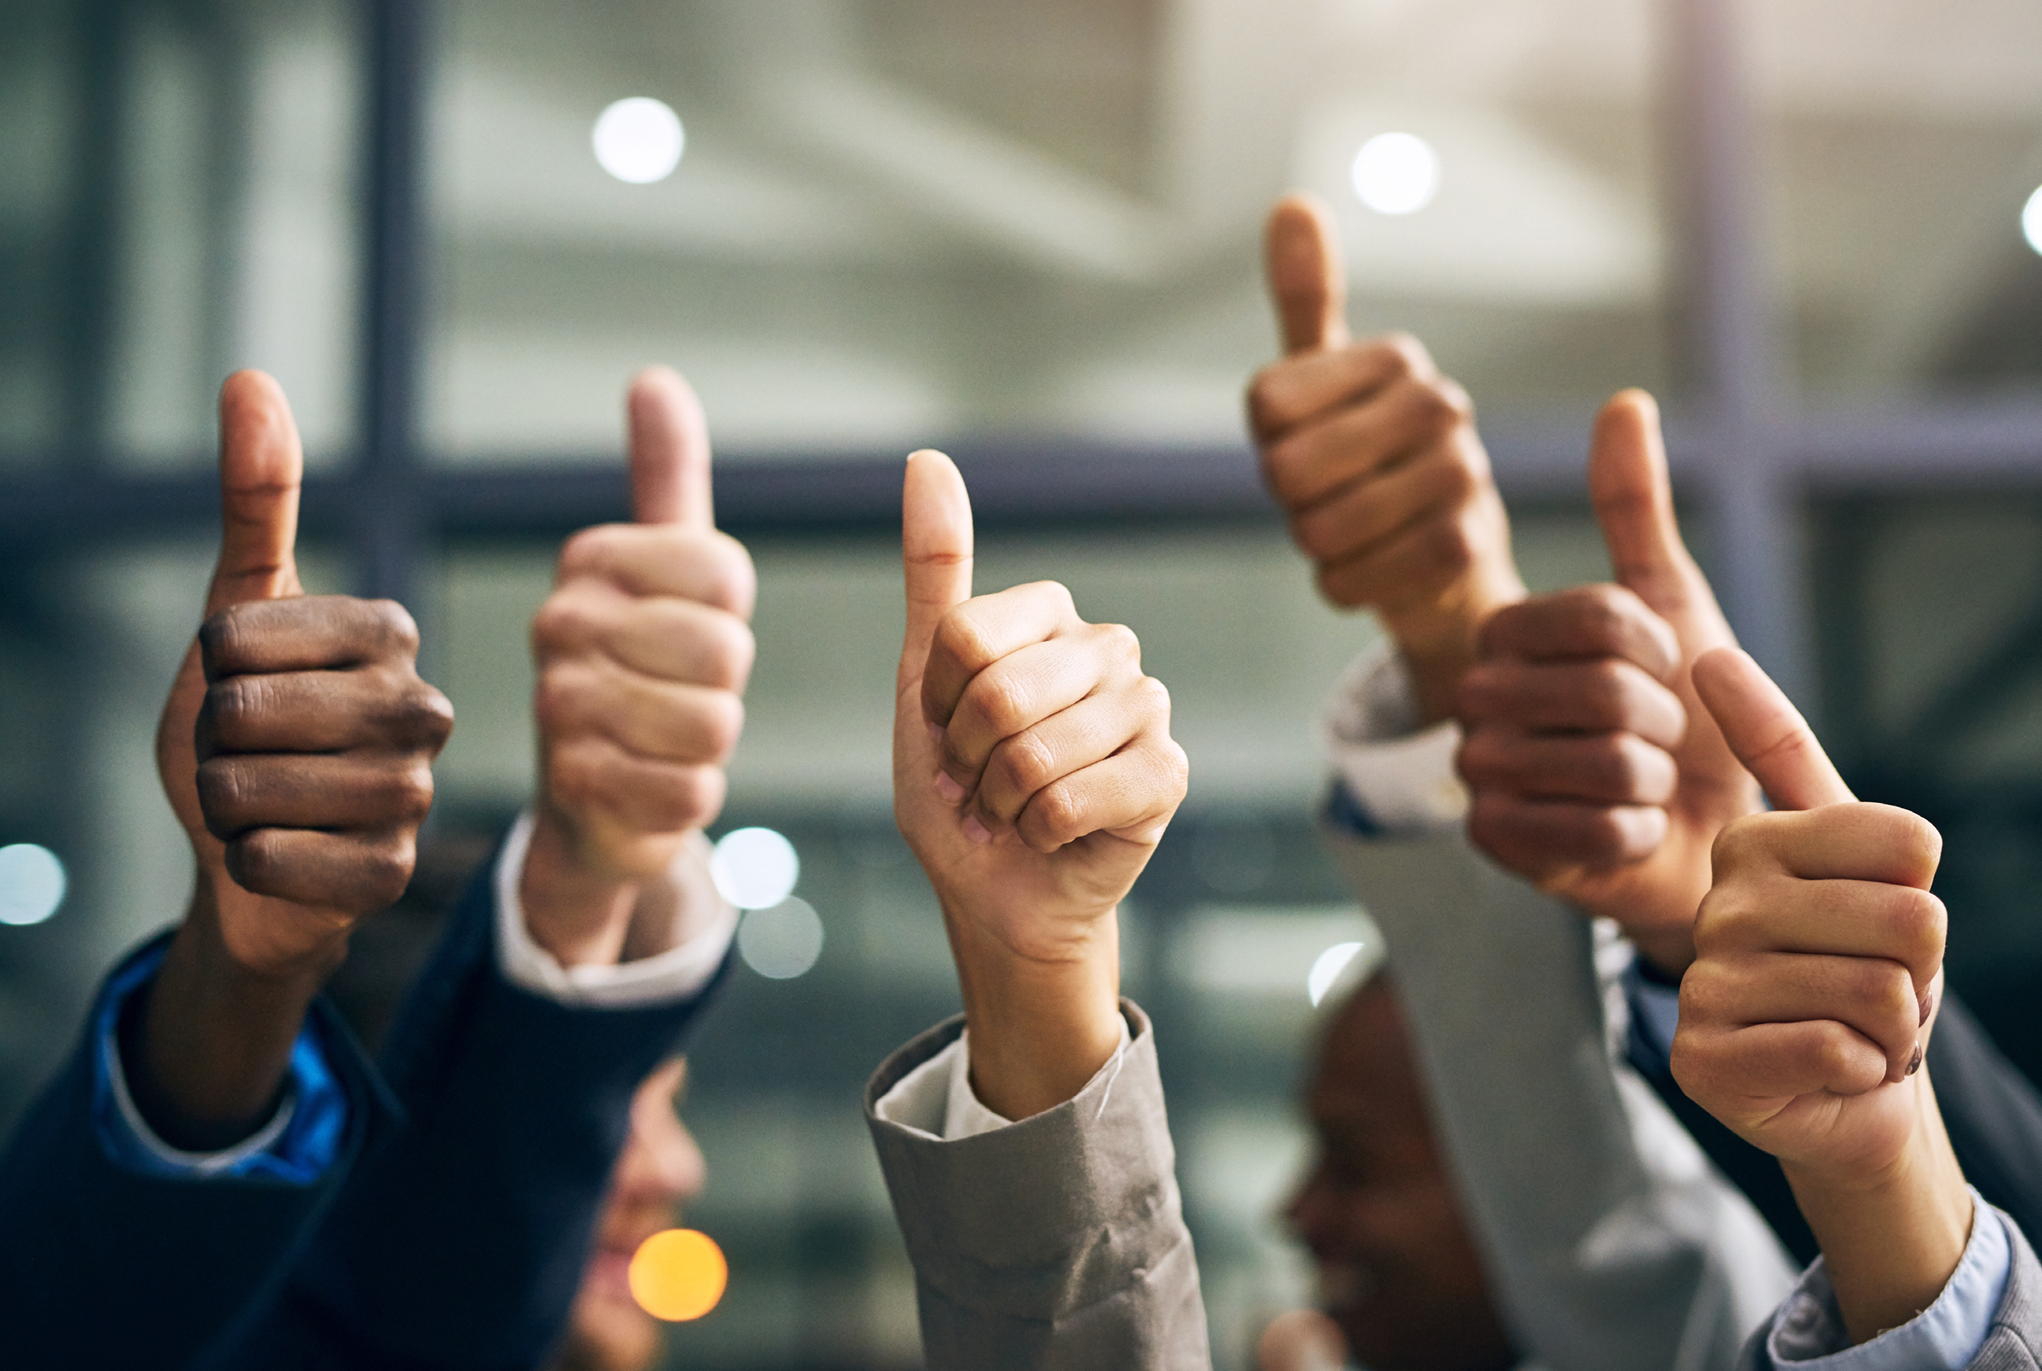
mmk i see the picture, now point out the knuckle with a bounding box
[1246,366,1288,432]
[936,609,999,674]
[970,671,1034,738]
[195,759,249,830]
[699,692,746,760]
[996,730,1058,799]
[205,677,264,738]
[198,605,252,671]
[530,591,598,653]
[701,618,756,690]
[227,829,284,891]
[559,525,622,576]
[365,598,419,657]
[701,536,758,616]
[1133,674,1173,724]
[1029,781,1085,847]
[1095,621,1141,667]
[1374,333,1426,380]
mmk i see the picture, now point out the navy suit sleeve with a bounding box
[0,932,394,1370]
[226,844,733,1371]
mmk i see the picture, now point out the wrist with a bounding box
[519,804,642,968]
[946,909,1122,1122]
[1782,1074,1972,1344]
[1383,570,1525,727]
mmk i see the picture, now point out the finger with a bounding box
[1692,648,1852,811]
[207,370,304,614]
[200,597,419,680]
[1014,725,1187,854]
[223,828,413,914]
[547,737,728,837]
[937,622,1140,791]
[1456,658,1686,749]
[198,670,454,757]
[1456,729,1677,807]
[1587,389,1718,630]
[1286,440,1479,568]
[532,585,754,691]
[1264,193,1350,354]
[900,450,974,688]
[197,753,434,840]
[1697,874,1946,984]
[1477,586,1679,679]
[556,525,756,617]
[1676,1020,1892,1106]
[538,660,744,765]
[627,366,713,530]
[1466,792,1669,874]
[1686,952,1922,1077]
[972,680,1154,829]
[1712,804,1941,890]
[1313,498,1484,611]
[921,582,1079,731]
[1246,337,1438,443]
[1262,375,1468,511]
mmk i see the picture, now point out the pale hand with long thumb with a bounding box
[1247,192,1523,723]
[142,370,453,1148]
[1675,646,1968,1344]
[1457,391,1758,972]
[893,451,1188,1121]
[522,368,756,969]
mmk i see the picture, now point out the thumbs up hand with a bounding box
[894,451,1187,1120]
[1248,194,1524,723]
[1456,392,1758,972]
[137,371,451,1147]
[521,369,756,968]
[1674,647,1969,1344]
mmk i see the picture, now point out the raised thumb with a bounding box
[1264,193,1350,355]
[1692,648,1853,811]
[206,370,303,614]
[626,366,713,528]
[899,450,973,687]
[1588,389,1706,626]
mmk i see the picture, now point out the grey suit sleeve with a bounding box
[1322,823,1799,1371]
[863,1001,1211,1371]
[1734,1202,2042,1371]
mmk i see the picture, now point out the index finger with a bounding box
[199,596,419,680]
[1478,585,1680,679]
[921,582,1079,731]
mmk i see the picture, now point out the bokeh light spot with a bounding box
[710,827,799,910]
[1351,132,1440,215]
[2023,186,2042,256]
[592,97,685,184]
[629,1228,727,1322]
[0,845,66,927]
[1308,941,1366,1007]
[737,897,824,980]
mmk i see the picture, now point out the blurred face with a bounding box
[553,1058,708,1371]
[1285,979,1517,1371]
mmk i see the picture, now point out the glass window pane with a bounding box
[424,0,1673,466]
[1753,0,2042,400]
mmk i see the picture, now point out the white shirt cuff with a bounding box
[102,1024,298,1174]
[1320,641,1468,835]
[873,1013,1135,1140]
[494,809,739,1008]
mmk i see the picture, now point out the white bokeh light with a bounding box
[592,97,685,184]
[710,828,799,910]
[737,897,824,980]
[0,844,66,927]
[1351,132,1440,216]
[2024,186,2042,256]
[1308,941,1366,1007]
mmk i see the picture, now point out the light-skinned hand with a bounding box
[1247,193,1524,722]
[522,368,755,969]
[1675,646,1969,1344]
[1456,391,1757,972]
[893,450,1187,1120]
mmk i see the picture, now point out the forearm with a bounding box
[948,912,1123,1122]
[1784,1074,1973,1344]
[125,879,336,1150]
[518,805,644,967]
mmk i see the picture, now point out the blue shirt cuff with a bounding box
[1768,1190,2011,1370]
[91,941,349,1184]
[1622,955,1683,1076]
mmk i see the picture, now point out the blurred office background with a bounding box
[5,0,2042,1366]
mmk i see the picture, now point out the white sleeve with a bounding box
[493,809,739,1008]
[872,1015,1135,1140]
[1320,641,1468,836]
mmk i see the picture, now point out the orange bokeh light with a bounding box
[628,1228,728,1322]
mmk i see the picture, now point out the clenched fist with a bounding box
[1674,647,1969,1343]
[1457,392,1756,972]
[1247,193,1523,721]
[894,450,1187,1118]
[140,370,451,1147]
[521,369,755,967]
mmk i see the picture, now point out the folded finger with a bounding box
[1683,951,1920,1078]
[1263,375,1467,511]
[1675,1020,1892,1108]
[1287,440,1481,569]
[1478,585,1679,678]
[223,828,414,914]
[557,524,756,617]
[1456,658,1686,745]
[201,596,417,679]
[1466,792,1668,876]
[1014,728,1188,855]
[940,625,1141,791]
[548,736,728,838]
[197,753,433,839]
[972,680,1158,828]
[199,669,452,756]
[922,582,1082,729]
[539,660,743,765]
[1457,729,1677,807]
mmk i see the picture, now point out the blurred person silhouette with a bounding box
[1248,192,2042,1369]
